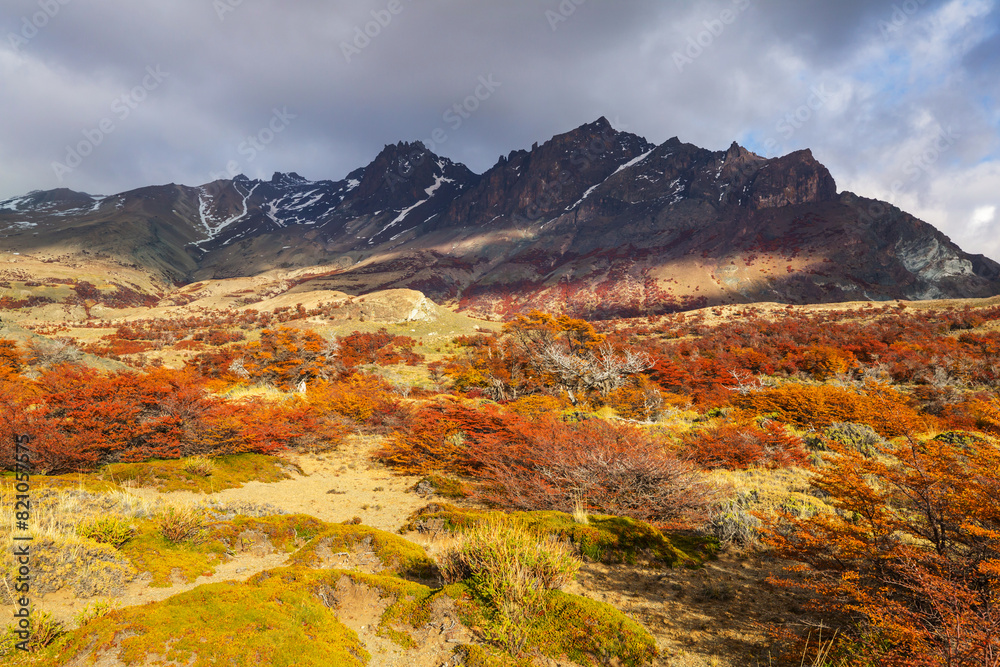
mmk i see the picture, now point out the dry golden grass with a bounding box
[219,383,293,401]
[706,466,826,515]
[0,487,153,603]
[0,486,157,600]
[1,486,156,543]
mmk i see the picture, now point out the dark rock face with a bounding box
[3,119,999,319]
[746,149,839,210]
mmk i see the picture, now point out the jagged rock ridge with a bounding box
[2,117,998,319]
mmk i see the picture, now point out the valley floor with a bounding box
[2,433,814,667]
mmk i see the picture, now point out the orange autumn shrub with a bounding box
[307,373,410,434]
[605,377,665,421]
[337,328,422,368]
[376,404,713,525]
[765,437,1000,665]
[39,364,194,464]
[374,400,517,475]
[197,397,342,456]
[189,326,338,389]
[0,375,66,473]
[737,382,928,437]
[970,396,1000,436]
[787,345,857,380]
[0,339,28,380]
[1,363,344,473]
[241,327,338,389]
[935,394,1000,434]
[505,394,568,419]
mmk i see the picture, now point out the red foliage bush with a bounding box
[0,364,344,473]
[682,420,809,470]
[189,326,338,389]
[376,403,713,526]
[0,339,27,378]
[337,329,422,368]
[766,437,1000,665]
[473,417,714,526]
[374,400,516,475]
[605,377,665,421]
[505,394,568,419]
[196,397,339,456]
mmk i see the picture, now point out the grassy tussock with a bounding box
[438,516,580,654]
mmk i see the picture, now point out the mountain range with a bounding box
[3,117,999,320]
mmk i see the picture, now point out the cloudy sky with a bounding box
[2,0,998,259]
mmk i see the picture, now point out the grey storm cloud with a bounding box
[1,0,998,259]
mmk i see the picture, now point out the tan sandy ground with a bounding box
[128,435,429,533]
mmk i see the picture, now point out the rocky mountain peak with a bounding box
[748,148,838,209]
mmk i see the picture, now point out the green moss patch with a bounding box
[4,454,296,496]
[289,522,437,582]
[33,558,657,666]
[51,568,372,667]
[48,567,449,666]
[100,454,296,493]
[118,514,436,589]
[119,514,405,588]
[121,519,228,588]
[320,570,439,647]
[420,473,471,498]
[405,504,717,567]
[212,514,328,553]
[448,583,658,666]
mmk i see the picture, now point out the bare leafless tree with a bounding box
[535,342,651,403]
[724,369,762,395]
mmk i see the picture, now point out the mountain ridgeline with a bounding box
[2,117,999,319]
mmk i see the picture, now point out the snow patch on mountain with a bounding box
[194,181,259,245]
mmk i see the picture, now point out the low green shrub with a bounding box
[154,507,207,544]
[0,611,65,655]
[824,422,886,457]
[77,516,136,549]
